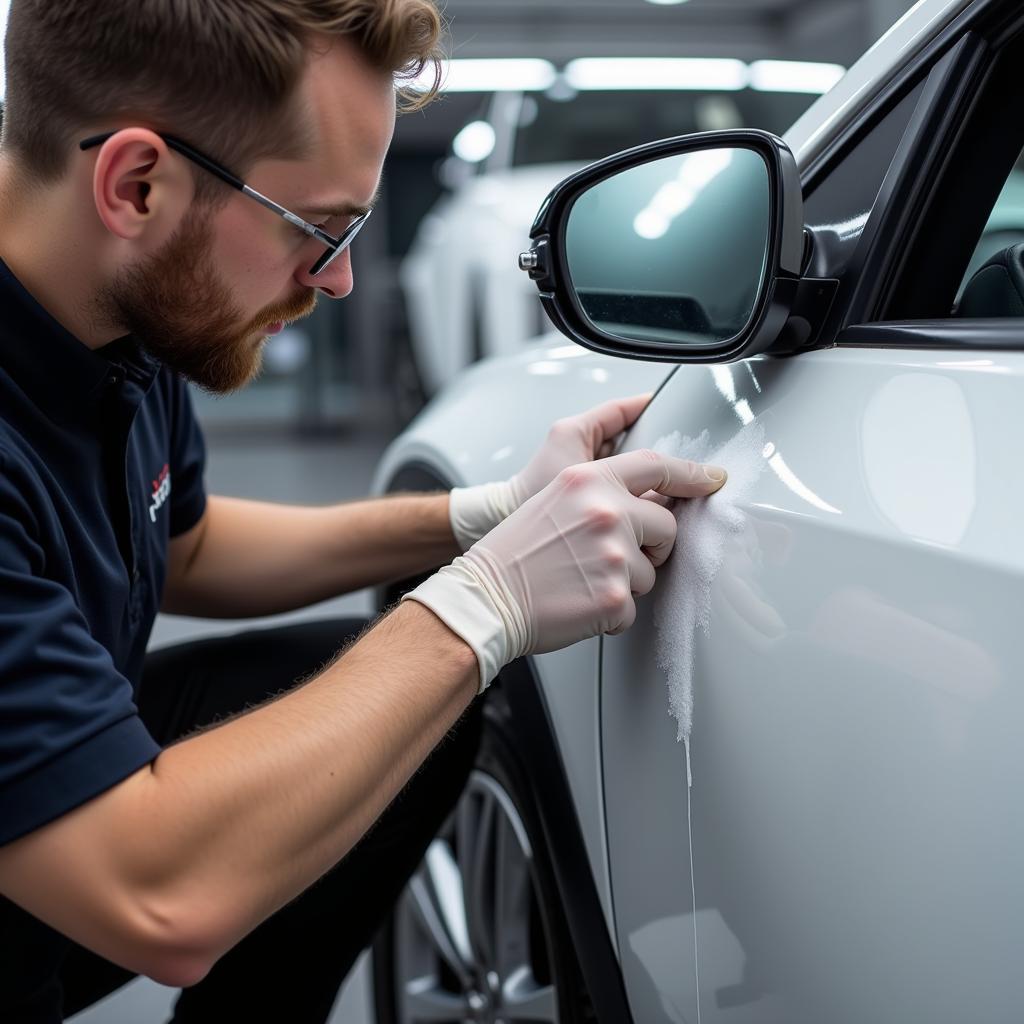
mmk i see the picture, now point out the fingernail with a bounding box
[703,465,727,483]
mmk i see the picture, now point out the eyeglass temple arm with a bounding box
[239,186,336,245]
[79,131,337,247]
[80,132,245,190]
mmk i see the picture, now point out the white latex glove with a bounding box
[448,393,654,550]
[406,448,728,693]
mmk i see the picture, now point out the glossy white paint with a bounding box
[373,334,674,947]
[602,346,1024,1023]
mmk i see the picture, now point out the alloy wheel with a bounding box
[390,768,560,1023]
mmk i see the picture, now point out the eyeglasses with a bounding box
[79,131,372,277]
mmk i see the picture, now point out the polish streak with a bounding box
[652,420,767,746]
[652,420,767,1024]
[686,757,701,1024]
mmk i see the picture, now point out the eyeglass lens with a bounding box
[310,211,372,277]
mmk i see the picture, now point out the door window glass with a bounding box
[956,147,1024,307]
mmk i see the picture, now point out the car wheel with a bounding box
[372,705,594,1023]
[389,329,428,429]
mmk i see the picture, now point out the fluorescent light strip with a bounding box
[409,58,846,97]
[748,60,846,94]
[410,58,557,93]
[566,58,748,92]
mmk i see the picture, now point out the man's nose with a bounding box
[296,248,353,299]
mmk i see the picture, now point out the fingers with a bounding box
[605,593,637,636]
[603,448,728,499]
[573,393,654,452]
[628,547,657,596]
[630,495,678,567]
[639,489,672,508]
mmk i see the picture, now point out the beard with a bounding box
[97,209,318,394]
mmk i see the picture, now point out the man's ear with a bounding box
[90,128,193,241]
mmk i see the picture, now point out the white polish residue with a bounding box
[653,421,767,744]
[653,421,766,1024]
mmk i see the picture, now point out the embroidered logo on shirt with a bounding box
[150,463,172,523]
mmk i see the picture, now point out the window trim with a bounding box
[840,32,991,327]
[798,0,1006,192]
[838,319,1024,350]
[837,3,1024,334]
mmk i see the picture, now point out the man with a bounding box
[0,1,727,1021]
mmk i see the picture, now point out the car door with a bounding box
[599,5,1024,1023]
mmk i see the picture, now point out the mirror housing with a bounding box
[519,130,817,363]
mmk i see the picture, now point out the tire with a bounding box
[388,328,429,430]
[372,698,594,1024]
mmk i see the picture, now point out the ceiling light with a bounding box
[748,60,845,94]
[408,57,845,98]
[452,121,497,163]
[410,58,557,93]
[565,58,747,91]
[0,0,9,99]
[633,149,735,240]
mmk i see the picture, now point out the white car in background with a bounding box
[373,1,1024,1021]
[400,70,834,401]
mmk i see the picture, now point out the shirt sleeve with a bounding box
[0,455,160,846]
[166,373,207,538]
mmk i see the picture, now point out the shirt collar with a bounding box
[0,257,159,420]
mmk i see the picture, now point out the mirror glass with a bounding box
[564,146,771,348]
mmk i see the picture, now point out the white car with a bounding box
[400,83,824,402]
[373,1,1024,1020]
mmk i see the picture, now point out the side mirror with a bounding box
[519,130,819,363]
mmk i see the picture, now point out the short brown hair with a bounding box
[1,0,444,186]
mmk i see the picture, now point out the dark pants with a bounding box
[59,618,483,1022]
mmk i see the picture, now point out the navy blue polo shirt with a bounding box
[0,256,208,1015]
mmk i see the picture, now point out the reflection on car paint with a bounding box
[861,373,976,545]
[712,364,842,515]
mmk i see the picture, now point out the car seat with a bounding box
[956,243,1024,316]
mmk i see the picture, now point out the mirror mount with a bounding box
[771,275,841,355]
[520,129,813,364]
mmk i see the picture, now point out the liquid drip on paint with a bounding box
[685,736,701,1024]
[651,423,767,1024]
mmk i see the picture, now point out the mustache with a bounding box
[248,288,318,332]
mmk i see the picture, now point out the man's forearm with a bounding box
[0,601,479,985]
[163,492,462,617]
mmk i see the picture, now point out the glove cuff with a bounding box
[448,481,519,551]
[402,553,527,694]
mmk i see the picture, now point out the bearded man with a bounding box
[0,2,726,1020]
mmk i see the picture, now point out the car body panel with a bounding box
[373,335,674,947]
[602,345,1024,1024]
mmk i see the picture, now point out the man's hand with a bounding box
[448,393,655,549]
[408,448,728,691]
